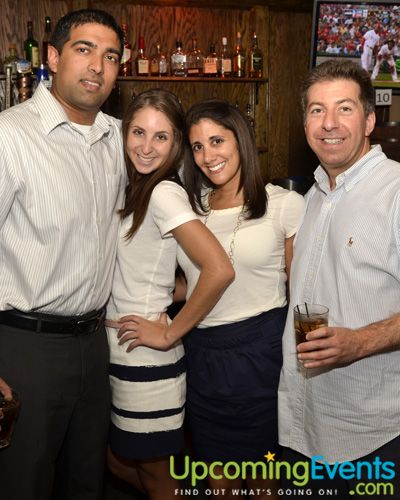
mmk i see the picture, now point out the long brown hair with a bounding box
[184,98,267,219]
[120,89,186,239]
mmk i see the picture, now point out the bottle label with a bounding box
[222,59,232,73]
[171,54,186,75]
[150,60,159,74]
[203,57,218,74]
[121,48,131,65]
[252,55,262,71]
[137,59,149,75]
[31,47,39,69]
[172,54,186,66]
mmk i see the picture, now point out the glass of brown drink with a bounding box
[0,391,21,449]
[294,303,329,346]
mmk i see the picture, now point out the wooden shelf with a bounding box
[0,75,267,83]
[117,76,267,83]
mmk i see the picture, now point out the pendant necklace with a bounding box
[203,189,246,266]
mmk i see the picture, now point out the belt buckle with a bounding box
[76,309,105,335]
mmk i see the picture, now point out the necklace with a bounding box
[203,190,246,265]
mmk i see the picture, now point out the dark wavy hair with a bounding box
[51,9,124,55]
[301,59,375,119]
[184,99,267,219]
[120,89,186,239]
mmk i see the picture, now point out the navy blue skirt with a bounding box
[183,307,287,462]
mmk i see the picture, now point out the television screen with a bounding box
[310,0,400,91]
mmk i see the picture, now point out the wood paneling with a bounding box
[268,9,317,180]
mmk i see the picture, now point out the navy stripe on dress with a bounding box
[109,356,186,382]
[111,404,185,419]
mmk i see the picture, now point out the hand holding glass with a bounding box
[294,304,329,346]
[0,391,21,449]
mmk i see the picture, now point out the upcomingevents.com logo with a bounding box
[169,452,396,496]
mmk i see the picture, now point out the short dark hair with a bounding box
[301,60,375,118]
[184,99,267,220]
[50,9,124,56]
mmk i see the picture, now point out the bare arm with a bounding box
[118,219,234,351]
[298,314,400,369]
[284,235,295,291]
[0,377,13,400]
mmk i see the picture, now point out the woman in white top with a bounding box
[178,99,305,499]
[106,90,234,500]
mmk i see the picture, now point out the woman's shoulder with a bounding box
[150,180,191,212]
[152,179,187,199]
[266,183,305,205]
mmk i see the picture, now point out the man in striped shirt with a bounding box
[0,9,126,500]
[279,60,400,498]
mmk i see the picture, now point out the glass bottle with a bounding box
[171,40,187,77]
[24,21,39,74]
[119,23,132,77]
[203,42,218,77]
[42,16,52,66]
[218,37,232,77]
[150,43,168,77]
[136,36,149,76]
[187,38,203,77]
[3,44,19,75]
[232,31,246,78]
[249,32,263,78]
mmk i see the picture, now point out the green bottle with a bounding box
[24,21,39,73]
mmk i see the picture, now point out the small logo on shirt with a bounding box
[347,236,354,247]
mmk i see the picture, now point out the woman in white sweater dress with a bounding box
[105,90,234,499]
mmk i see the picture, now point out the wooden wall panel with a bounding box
[268,9,315,180]
[91,2,256,63]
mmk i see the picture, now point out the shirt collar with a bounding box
[32,82,115,140]
[314,144,386,194]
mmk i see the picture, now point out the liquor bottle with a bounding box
[187,38,203,77]
[136,36,149,76]
[249,32,263,78]
[119,23,132,77]
[4,65,13,109]
[150,43,168,76]
[170,40,187,77]
[3,44,19,75]
[36,63,52,90]
[232,31,246,78]
[24,21,39,74]
[218,37,232,77]
[203,43,218,77]
[42,16,52,66]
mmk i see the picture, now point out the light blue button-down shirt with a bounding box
[279,145,400,463]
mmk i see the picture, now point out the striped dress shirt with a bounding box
[0,83,126,315]
[279,146,400,463]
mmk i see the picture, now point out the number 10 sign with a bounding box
[375,88,392,106]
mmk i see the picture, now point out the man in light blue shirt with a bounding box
[279,60,400,498]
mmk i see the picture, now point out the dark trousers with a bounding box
[0,323,111,500]
[281,435,400,499]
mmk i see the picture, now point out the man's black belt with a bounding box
[0,307,106,335]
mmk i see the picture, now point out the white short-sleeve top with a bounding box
[107,180,198,321]
[177,184,305,327]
